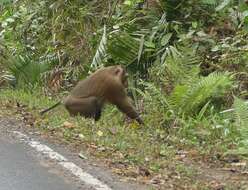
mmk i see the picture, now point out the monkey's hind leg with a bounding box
[94,103,102,121]
[64,96,102,120]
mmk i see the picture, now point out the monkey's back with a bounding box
[69,66,120,99]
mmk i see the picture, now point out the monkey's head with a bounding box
[114,65,129,88]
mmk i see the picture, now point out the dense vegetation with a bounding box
[1,0,248,189]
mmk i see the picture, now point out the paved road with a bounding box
[0,134,79,190]
[0,117,148,190]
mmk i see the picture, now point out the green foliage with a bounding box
[225,98,248,155]
[108,32,140,66]
[233,97,248,128]
[1,0,248,167]
[91,25,107,68]
[162,45,200,85]
[170,72,234,115]
[0,0,110,67]
[0,0,13,5]
[138,48,235,134]
[5,55,51,89]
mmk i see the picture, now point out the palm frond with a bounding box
[7,55,51,89]
[215,0,231,11]
[108,32,140,66]
[91,25,107,68]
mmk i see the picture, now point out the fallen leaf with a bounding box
[138,166,151,176]
[231,162,246,167]
[63,121,75,129]
[145,157,150,162]
[78,133,85,139]
[78,152,87,160]
[150,174,165,185]
[97,130,103,137]
[97,147,106,152]
[88,143,98,149]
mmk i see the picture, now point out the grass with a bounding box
[0,88,176,168]
[0,88,245,189]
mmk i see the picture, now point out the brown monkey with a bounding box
[40,65,144,124]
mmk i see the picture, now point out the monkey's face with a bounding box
[120,66,128,88]
[114,65,129,88]
[122,71,128,88]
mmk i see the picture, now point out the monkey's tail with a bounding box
[40,101,61,115]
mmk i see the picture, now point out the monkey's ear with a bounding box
[115,67,122,75]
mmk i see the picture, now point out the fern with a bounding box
[170,72,234,115]
[39,53,59,66]
[200,0,219,7]
[160,45,200,85]
[233,97,248,128]
[226,98,248,155]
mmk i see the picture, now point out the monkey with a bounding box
[40,65,144,125]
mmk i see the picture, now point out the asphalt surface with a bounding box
[0,116,149,190]
[0,134,80,190]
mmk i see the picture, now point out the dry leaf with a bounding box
[97,130,103,137]
[78,133,85,139]
[231,162,246,167]
[78,152,87,160]
[63,121,75,129]
[138,166,151,176]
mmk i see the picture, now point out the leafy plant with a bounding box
[170,72,234,115]
[233,97,248,128]
[225,98,248,155]
[91,25,107,68]
[5,55,51,90]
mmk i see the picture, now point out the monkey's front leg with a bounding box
[115,97,144,125]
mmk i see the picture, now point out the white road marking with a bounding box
[12,131,112,190]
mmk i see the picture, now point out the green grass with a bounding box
[0,88,243,189]
[0,88,176,169]
[0,88,239,158]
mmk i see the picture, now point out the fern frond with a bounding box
[39,53,59,66]
[170,72,234,115]
[233,97,248,128]
[226,98,248,155]
[200,0,218,6]
[161,45,200,85]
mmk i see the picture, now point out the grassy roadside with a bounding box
[0,88,247,189]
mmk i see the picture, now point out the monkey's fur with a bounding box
[40,65,143,124]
